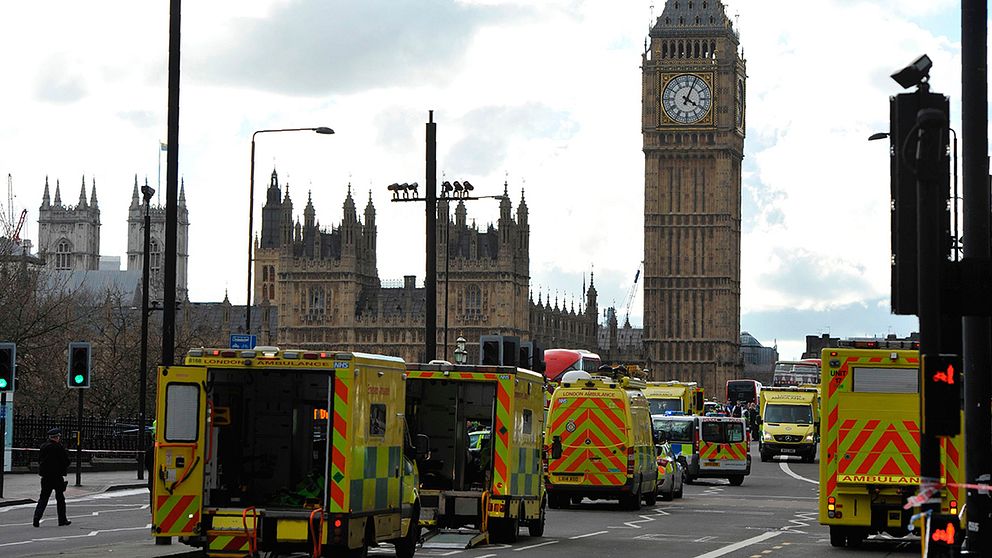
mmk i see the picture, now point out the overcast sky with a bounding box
[0,0,973,359]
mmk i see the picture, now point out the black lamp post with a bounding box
[137,183,154,480]
[245,127,334,333]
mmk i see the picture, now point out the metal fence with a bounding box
[10,414,150,468]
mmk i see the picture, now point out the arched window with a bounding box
[55,239,71,270]
[263,267,269,281]
[149,240,162,273]
[465,284,482,317]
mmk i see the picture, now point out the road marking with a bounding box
[475,554,497,558]
[694,535,716,543]
[513,540,559,551]
[569,530,608,539]
[779,462,818,485]
[690,531,782,558]
[0,524,151,548]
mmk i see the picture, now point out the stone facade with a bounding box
[126,177,190,302]
[37,175,189,302]
[254,170,597,362]
[37,176,101,271]
[641,0,746,395]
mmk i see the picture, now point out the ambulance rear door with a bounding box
[153,365,207,537]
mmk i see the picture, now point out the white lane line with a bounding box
[779,462,818,485]
[690,531,782,558]
[513,540,559,551]
[475,555,498,558]
[0,524,151,548]
[569,530,608,539]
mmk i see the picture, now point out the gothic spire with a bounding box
[78,175,88,208]
[130,175,140,208]
[179,178,186,206]
[42,176,51,208]
[89,177,98,207]
[54,180,62,206]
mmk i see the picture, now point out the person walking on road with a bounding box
[33,427,72,528]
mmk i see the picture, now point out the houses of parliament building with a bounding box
[253,170,598,362]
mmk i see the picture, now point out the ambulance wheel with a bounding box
[846,529,866,548]
[527,501,546,537]
[392,506,419,558]
[645,486,659,505]
[829,526,847,547]
[621,487,642,511]
[674,477,684,499]
[548,492,566,509]
[728,475,744,486]
[571,496,583,506]
[759,450,773,462]
[491,517,519,543]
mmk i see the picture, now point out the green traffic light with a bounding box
[0,378,7,389]
[74,374,84,385]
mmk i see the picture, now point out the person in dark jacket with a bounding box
[33,427,71,527]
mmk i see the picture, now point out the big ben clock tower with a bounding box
[642,0,746,395]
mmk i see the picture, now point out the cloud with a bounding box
[117,110,158,129]
[446,103,579,175]
[189,0,526,96]
[34,56,87,104]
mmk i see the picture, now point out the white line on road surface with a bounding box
[569,530,608,539]
[779,462,818,485]
[0,524,151,548]
[690,531,782,558]
[475,554,497,558]
[514,540,559,551]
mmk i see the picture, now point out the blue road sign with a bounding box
[230,334,257,350]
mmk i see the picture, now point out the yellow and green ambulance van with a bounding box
[545,371,658,510]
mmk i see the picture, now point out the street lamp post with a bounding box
[137,183,154,480]
[246,127,334,333]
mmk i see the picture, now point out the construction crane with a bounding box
[621,261,643,326]
[2,173,27,246]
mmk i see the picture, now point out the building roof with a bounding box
[651,0,735,38]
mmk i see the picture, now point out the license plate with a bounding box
[487,501,505,514]
[555,473,583,482]
[781,448,796,454]
[704,461,720,467]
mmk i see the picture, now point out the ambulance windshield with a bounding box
[764,404,813,424]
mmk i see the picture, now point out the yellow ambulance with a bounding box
[643,381,705,416]
[818,343,964,547]
[152,348,421,558]
[758,387,819,463]
[545,371,658,509]
[405,362,547,545]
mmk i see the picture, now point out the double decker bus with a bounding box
[543,349,601,383]
[771,360,821,387]
[726,379,761,406]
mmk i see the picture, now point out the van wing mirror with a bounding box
[694,392,704,412]
[551,436,563,460]
[415,434,430,457]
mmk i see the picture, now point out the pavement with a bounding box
[1,471,200,557]
[0,470,148,507]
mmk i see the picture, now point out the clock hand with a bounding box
[681,95,698,108]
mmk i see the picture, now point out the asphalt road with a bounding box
[0,444,921,557]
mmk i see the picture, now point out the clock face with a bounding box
[662,74,712,125]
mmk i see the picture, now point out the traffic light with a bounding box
[67,342,92,389]
[0,343,15,392]
[888,89,950,315]
[922,353,961,436]
[927,513,962,557]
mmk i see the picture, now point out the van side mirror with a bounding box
[694,392,704,412]
[551,436,562,460]
[415,434,430,457]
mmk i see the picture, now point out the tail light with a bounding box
[627,447,635,475]
[693,427,700,453]
[827,496,836,512]
[950,500,958,515]
[331,516,344,543]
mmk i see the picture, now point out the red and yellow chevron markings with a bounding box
[330,374,351,512]
[699,440,747,461]
[493,378,512,495]
[549,396,627,486]
[207,531,251,555]
[155,494,200,535]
